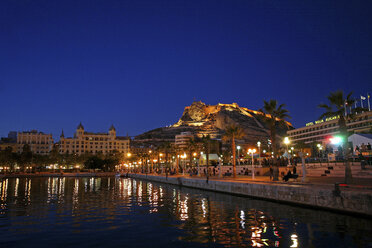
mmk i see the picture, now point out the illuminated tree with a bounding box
[186,138,199,171]
[201,135,212,180]
[259,100,290,181]
[222,125,245,178]
[259,100,290,156]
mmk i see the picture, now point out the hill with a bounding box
[135,101,292,145]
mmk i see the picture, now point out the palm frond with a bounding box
[318,103,332,112]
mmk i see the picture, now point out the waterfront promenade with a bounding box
[128,173,372,217]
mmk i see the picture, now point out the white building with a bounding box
[59,123,130,155]
[287,111,372,144]
[175,132,194,149]
[17,130,54,155]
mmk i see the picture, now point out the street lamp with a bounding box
[248,148,256,179]
[317,144,323,166]
[237,145,241,165]
[181,153,187,175]
[257,141,261,167]
[149,150,153,173]
[283,137,291,166]
[198,152,203,176]
[159,153,163,173]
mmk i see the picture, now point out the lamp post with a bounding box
[177,154,180,174]
[237,145,241,166]
[149,150,153,173]
[317,144,323,166]
[127,152,132,172]
[257,141,261,167]
[248,149,256,179]
[198,152,203,177]
[181,153,186,175]
[219,154,222,178]
[284,137,291,166]
[159,153,163,174]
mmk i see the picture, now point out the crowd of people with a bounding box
[355,143,372,154]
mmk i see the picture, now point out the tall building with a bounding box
[175,132,194,149]
[287,111,372,144]
[17,130,54,155]
[59,123,130,155]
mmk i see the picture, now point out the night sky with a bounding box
[1,0,371,140]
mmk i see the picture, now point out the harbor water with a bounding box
[0,177,371,247]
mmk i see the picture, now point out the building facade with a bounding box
[0,132,17,152]
[287,111,372,144]
[59,123,130,155]
[17,130,54,155]
[175,132,194,149]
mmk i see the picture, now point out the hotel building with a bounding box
[287,111,372,144]
[17,130,54,155]
[59,123,130,155]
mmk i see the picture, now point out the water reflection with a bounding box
[0,177,371,248]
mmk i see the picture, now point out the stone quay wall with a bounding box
[128,173,372,217]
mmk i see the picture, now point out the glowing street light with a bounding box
[248,148,256,179]
[283,137,291,165]
[237,145,241,165]
[257,141,261,167]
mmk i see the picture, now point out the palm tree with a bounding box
[159,141,173,173]
[186,138,199,172]
[259,100,291,156]
[259,100,290,181]
[201,135,212,181]
[222,125,245,178]
[318,90,365,184]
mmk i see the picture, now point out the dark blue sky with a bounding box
[1,0,371,139]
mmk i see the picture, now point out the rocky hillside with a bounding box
[135,101,293,144]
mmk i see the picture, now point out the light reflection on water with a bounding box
[0,177,371,247]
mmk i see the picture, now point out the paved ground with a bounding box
[141,173,372,191]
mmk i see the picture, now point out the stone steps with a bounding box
[306,165,372,178]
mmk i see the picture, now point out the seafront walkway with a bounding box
[134,173,372,189]
[128,173,372,217]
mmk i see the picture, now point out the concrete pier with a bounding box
[128,173,372,217]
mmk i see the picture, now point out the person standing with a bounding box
[269,165,273,181]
